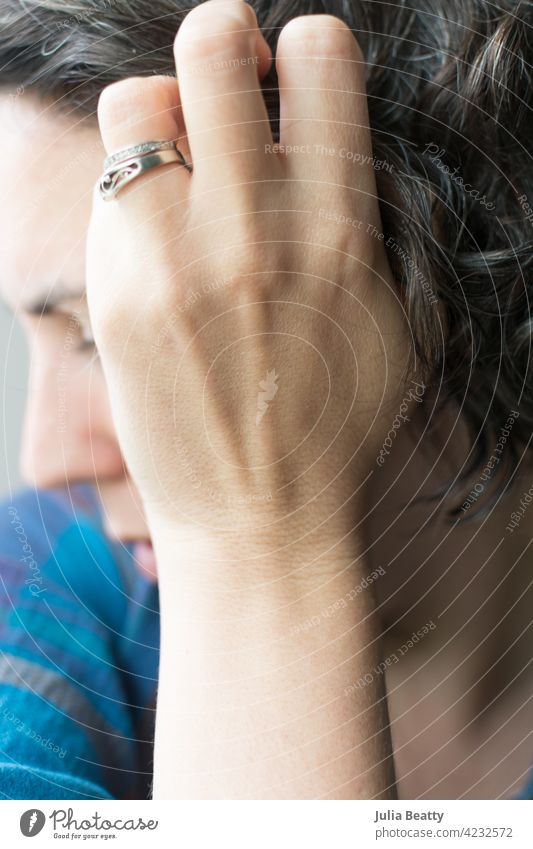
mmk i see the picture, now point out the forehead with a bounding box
[0,93,104,312]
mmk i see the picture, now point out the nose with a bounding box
[20,347,124,489]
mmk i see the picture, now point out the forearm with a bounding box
[87,0,410,799]
[151,518,396,800]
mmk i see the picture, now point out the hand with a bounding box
[87,3,405,797]
[87,0,410,537]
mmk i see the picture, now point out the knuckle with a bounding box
[283,13,351,36]
[98,76,178,136]
[98,76,173,133]
[98,77,144,124]
[175,6,255,68]
[89,281,141,354]
[92,298,132,353]
[178,0,256,34]
[280,15,364,63]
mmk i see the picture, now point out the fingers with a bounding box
[97,74,191,206]
[276,16,375,193]
[96,7,374,211]
[174,0,276,185]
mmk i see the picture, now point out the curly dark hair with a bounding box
[1,0,532,508]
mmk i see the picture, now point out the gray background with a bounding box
[0,301,27,498]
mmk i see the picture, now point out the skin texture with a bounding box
[1,0,533,801]
[88,0,409,798]
[0,94,155,572]
[89,9,411,527]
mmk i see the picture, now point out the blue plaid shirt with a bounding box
[0,484,159,799]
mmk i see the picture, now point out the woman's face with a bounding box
[0,92,156,575]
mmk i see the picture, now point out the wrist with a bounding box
[148,495,366,581]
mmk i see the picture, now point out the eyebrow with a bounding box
[22,283,87,316]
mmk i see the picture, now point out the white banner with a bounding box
[0,800,531,848]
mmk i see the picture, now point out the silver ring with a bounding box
[99,140,192,201]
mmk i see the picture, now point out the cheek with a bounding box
[72,363,118,440]
[25,327,116,441]
[19,315,127,481]
[20,351,125,485]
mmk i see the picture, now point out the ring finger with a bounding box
[96,74,192,213]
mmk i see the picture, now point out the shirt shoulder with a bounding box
[0,484,158,800]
